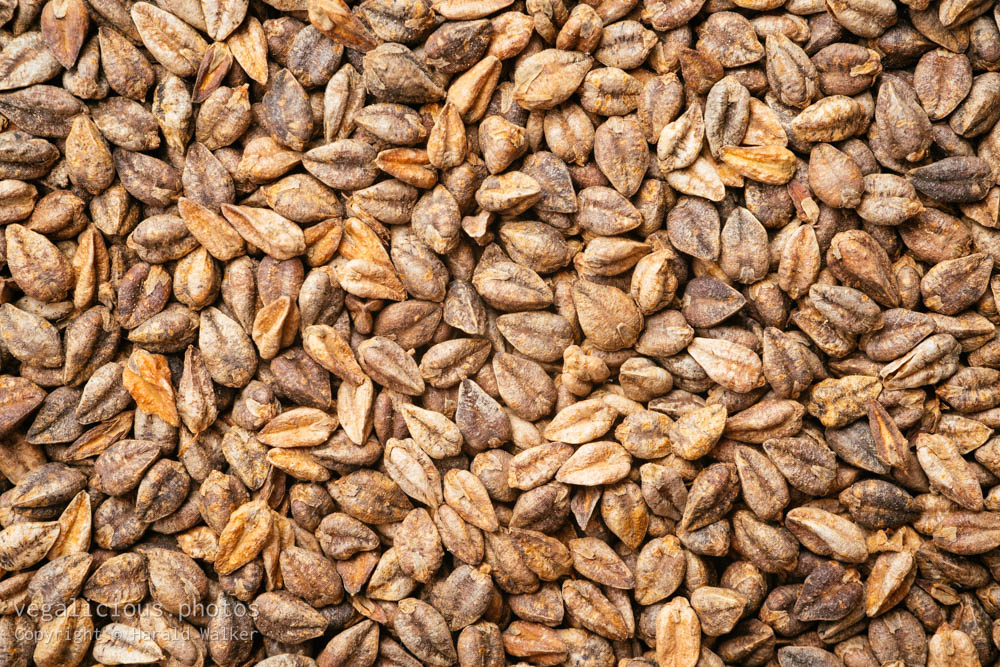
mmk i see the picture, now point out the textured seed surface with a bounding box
[0,0,998,664]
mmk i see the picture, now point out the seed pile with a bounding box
[2,0,1000,664]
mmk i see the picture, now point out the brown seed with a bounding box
[122,348,179,428]
[916,433,984,511]
[92,623,163,664]
[915,48,973,121]
[688,337,763,393]
[719,207,769,284]
[215,500,273,575]
[594,115,648,197]
[691,586,748,636]
[557,441,632,486]
[394,598,458,665]
[0,521,60,570]
[329,470,413,524]
[656,597,701,667]
[5,224,73,302]
[809,144,865,209]
[908,156,993,204]
[569,536,635,588]
[513,49,593,110]
[251,591,328,643]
